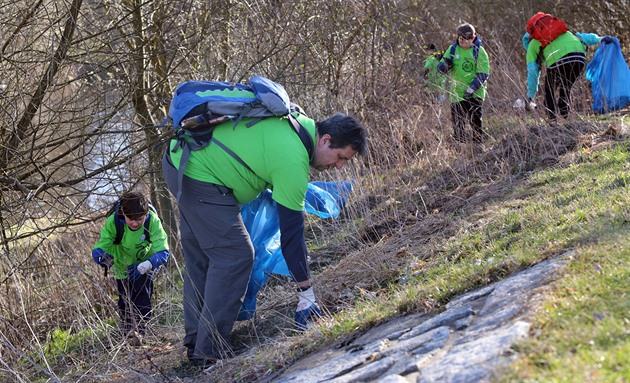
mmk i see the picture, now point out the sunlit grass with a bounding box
[303,141,630,380]
[504,240,629,382]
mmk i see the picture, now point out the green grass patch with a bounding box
[313,141,629,380]
[503,239,629,382]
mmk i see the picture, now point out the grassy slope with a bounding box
[498,143,630,382]
[21,118,629,383]
[223,121,630,382]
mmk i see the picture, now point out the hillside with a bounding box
[3,1,630,382]
[204,115,630,382]
[14,113,625,383]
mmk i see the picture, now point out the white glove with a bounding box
[295,287,322,331]
[525,97,537,111]
[137,260,153,274]
[297,287,317,311]
[513,98,526,109]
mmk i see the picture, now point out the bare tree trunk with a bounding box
[126,0,180,252]
[1,0,83,168]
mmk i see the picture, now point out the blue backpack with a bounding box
[164,76,314,200]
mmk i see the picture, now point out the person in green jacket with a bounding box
[92,191,170,343]
[523,29,610,123]
[438,23,490,143]
[422,43,447,103]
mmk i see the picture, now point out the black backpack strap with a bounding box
[112,202,124,245]
[211,136,255,174]
[288,114,314,161]
[175,143,192,203]
[143,203,156,242]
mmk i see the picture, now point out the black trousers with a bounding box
[450,98,484,143]
[116,274,153,334]
[544,60,585,121]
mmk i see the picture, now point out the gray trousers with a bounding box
[162,152,254,360]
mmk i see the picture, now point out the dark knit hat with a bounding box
[456,23,475,39]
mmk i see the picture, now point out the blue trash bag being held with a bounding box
[237,181,351,320]
[307,180,353,215]
[585,36,630,114]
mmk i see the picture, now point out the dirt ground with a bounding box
[77,116,627,383]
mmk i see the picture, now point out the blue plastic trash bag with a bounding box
[309,180,354,211]
[585,36,630,114]
[237,181,352,320]
[238,190,283,320]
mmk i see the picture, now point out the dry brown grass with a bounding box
[1,72,627,382]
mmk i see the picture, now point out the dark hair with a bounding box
[120,191,148,219]
[315,113,368,156]
[456,23,475,39]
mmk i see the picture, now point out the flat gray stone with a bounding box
[326,354,399,383]
[272,253,573,383]
[377,375,409,383]
[385,326,450,357]
[399,306,474,340]
[417,321,530,383]
[275,339,390,383]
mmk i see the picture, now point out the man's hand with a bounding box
[463,87,475,100]
[600,36,614,44]
[137,260,153,274]
[294,287,322,331]
[525,97,537,111]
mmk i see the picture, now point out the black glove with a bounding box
[600,36,614,44]
[92,249,113,268]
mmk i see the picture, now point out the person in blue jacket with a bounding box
[523,30,613,123]
[92,191,170,344]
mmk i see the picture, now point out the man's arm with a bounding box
[277,203,310,286]
[277,202,322,330]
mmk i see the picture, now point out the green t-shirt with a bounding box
[442,44,490,102]
[167,114,316,211]
[526,32,587,67]
[92,211,169,279]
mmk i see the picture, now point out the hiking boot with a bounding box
[294,303,322,331]
[189,357,217,369]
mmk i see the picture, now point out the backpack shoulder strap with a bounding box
[288,113,314,160]
[143,202,157,242]
[210,136,256,174]
[450,42,480,64]
[211,114,314,176]
[112,201,124,245]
